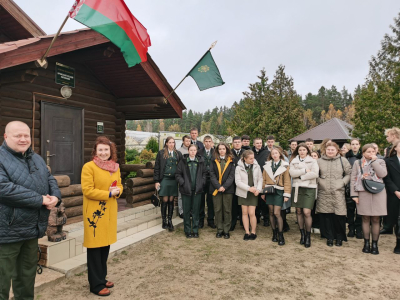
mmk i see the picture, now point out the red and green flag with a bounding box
[69,0,151,67]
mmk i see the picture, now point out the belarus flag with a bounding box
[69,0,151,67]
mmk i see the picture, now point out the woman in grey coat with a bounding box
[317,142,351,247]
[351,144,387,255]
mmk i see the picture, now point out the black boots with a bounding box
[362,239,371,253]
[299,229,305,245]
[394,239,400,254]
[161,202,167,229]
[371,241,379,255]
[304,231,311,248]
[278,232,285,246]
[347,227,355,238]
[272,229,278,242]
[263,217,270,227]
[167,201,174,232]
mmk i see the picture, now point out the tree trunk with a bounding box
[125,177,155,188]
[131,184,155,195]
[126,191,154,205]
[65,205,83,218]
[60,185,82,197]
[54,175,71,188]
[62,196,83,208]
[120,164,146,172]
[145,161,156,169]
[136,169,154,178]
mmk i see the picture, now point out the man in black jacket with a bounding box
[0,121,61,300]
[382,127,400,234]
[230,136,243,231]
[241,135,251,151]
[252,137,270,226]
[345,138,363,238]
[190,127,204,150]
[198,136,216,228]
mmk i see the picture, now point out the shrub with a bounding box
[126,148,139,162]
[126,171,137,179]
[146,137,159,153]
[139,149,154,161]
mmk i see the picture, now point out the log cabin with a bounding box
[0,0,186,184]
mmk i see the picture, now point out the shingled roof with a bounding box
[290,118,353,143]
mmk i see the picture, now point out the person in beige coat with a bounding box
[289,143,319,248]
[261,148,291,245]
[317,142,351,247]
[235,150,263,240]
[351,144,387,255]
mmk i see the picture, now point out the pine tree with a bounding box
[352,78,397,149]
[267,65,305,147]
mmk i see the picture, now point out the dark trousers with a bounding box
[200,181,215,223]
[183,193,202,233]
[311,201,320,229]
[319,213,347,241]
[214,193,233,234]
[346,201,362,232]
[87,246,110,294]
[256,196,268,221]
[383,194,400,231]
[0,238,38,300]
[231,194,241,228]
[396,205,400,238]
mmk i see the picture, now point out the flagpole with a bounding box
[36,15,70,67]
[164,41,218,103]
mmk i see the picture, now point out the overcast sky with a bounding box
[16,0,400,112]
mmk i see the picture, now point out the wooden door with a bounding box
[41,102,83,184]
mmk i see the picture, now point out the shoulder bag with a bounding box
[358,159,385,194]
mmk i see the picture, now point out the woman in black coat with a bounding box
[175,144,206,238]
[154,136,182,232]
[210,142,236,239]
[384,140,400,254]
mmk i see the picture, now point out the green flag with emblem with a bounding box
[188,50,225,91]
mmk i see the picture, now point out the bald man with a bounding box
[0,121,61,300]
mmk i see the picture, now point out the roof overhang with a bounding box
[0,0,46,42]
[0,28,185,119]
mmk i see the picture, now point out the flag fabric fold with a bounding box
[188,50,225,91]
[69,0,151,67]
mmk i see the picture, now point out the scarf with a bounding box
[93,156,119,174]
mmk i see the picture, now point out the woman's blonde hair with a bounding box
[241,150,254,163]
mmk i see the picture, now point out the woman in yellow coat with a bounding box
[81,136,123,297]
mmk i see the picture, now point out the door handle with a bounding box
[46,151,56,166]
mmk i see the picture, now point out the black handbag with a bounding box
[339,157,351,203]
[151,190,161,207]
[263,186,276,194]
[359,159,385,194]
[262,173,281,195]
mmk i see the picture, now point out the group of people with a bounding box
[2,121,400,299]
[154,127,400,257]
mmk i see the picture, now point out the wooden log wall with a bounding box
[0,57,126,164]
[124,162,156,208]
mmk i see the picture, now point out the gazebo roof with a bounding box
[290,118,353,143]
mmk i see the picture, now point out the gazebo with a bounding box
[290,118,353,145]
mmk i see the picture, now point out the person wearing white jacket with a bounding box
[289,143,319,248]
[235,150,263,241]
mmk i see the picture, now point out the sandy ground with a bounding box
[36,213,400,300]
